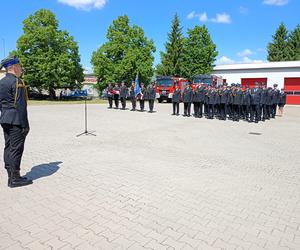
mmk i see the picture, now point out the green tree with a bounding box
[91,15,155,85]
[267,23,290,62]
[181,25,218,80]
[16,9,84,99]
[158,14,184,76]
[287,25,300,60]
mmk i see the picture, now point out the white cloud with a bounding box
[237,49,253,57]
[263,0,289,6]
[211,13,231,24]
[187,11,196,19]
[239,6,248,15]
[57,0,107,10]
[199,12,208,22]
[216,56,235,65]
[187,11,231,24]
[216,55,265,65]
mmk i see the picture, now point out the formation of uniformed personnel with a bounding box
[119,81,128,110]
[0,56,33,188]
[182,83,193,117]
[147,83,156,113]
[169,82,283,123]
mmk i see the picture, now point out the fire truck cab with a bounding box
[156,76,188,103]
[193,74,223,86]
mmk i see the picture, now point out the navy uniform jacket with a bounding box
[215,90,221,105]
[260,89,268,105]
[250,88,262,105]
[113,86,120,98]
[120,86,128,98]
[147,87,156,100]
[107,86,113,97]
[192,86,203,103]
[207,90,217,105]
[172,89,181,103]
[243,90,251,106]
[0,73,29,129]
[183,88,193,103]
[228,90,234,104]
[220,89,229,104]
[279,92,287,105]
[129,87,135,99]
[266,89,273,105]
[233,89,243,105]
[140,87,147,100]
[272,89,280,105]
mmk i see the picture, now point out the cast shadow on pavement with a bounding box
[24,161,62,181]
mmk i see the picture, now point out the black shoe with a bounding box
[171,113,175,115]
[9,171,32,188]
[255,120,258,123]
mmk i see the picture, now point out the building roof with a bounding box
[213,60,300,71]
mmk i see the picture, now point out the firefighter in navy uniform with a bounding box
[260,83,268,121]
[242,85,251,121]
[119,81,128,110]
[0,56,33,188]
[271,84,280,118]
[107,83,114,109]
[219,84,229,121]
[182,83,193,117]
[172,83,181,115]
[147,83,156,113]
[192,83,201,118]
[250,82,262,123]
[113,83,120,109]
[139,83,146,112]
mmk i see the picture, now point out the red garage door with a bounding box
[241,78,268,89]
[284,78,300,105]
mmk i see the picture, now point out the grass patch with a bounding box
[28,99,107,105]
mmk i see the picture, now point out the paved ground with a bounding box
[0,102,300,250]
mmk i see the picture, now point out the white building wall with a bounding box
[212,68,300,89]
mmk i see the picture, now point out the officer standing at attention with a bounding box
[113,83,120,109]
[220,84,229,120]
[129,81,136,111]
[139,83,146,112]
[192,83,201,118]
[271,84,280,118]
[107,83,114,109]
[250,82,262,123]
[0,56,33,188]
[119,81,128,110]
[147,82,156,113]
[171,83,181,116]
[182,83,193,117]
[260,83,268,121]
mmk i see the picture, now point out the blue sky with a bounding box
[1,0,299,72]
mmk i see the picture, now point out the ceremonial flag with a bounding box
[134,74,143,98]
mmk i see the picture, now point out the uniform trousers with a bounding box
[172,102,179,114]
[1,124,27,171]
[114,95,119,108]
[148,99,155,112]
[120,97,126,109]
[184,103,191,116]
[108,97,113,108]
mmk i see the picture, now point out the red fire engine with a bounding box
[192,74,223,86]
[155,76,188,103]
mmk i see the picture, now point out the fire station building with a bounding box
[212,61,300,105]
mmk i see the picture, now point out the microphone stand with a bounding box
[76,97,96,137]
